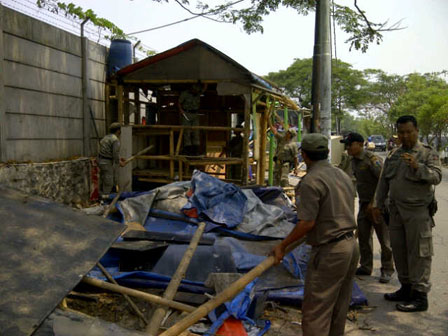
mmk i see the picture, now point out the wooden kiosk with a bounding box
[106,39,301,186]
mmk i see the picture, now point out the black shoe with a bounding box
[379,271,392,283]
[355,267,371,276]
[396,291,428,312]
[384,285,412,302]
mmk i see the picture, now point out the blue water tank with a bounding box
[107,39,132,77]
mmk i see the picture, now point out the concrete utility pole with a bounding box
[311,0,332,140]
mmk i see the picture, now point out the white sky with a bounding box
[43,0,448,77]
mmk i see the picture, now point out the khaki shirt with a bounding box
[352,150,383,203]
[99,134,120,164]
[295,160,357,246]
[179,90,201,111]
[275,132,298,163]
[374,141,441,209]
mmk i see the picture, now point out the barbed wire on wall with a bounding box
[1,0,152,59]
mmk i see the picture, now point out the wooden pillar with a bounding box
[134,88,141,125]
[242,93,251,185]
[117,85,124,124]
[124,87,130,125]
[0,5,6,162]
[258,106,268,185]
[170,129,174,180]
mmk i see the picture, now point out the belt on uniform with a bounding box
[99,155,113,160]
[185,109,199,113]
[326,231,354,244]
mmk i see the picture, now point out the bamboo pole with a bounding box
[97,262,149,325]
[82,277,196,313]
[102,191,122,218]
[146,222,206,335]
[159,238,306,336]
[123,145,155,165]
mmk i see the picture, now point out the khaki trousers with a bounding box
[389,202,433,293]
[274,161,290,187]
[357,202,394,274]
[302,236,359,336]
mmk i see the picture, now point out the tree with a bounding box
[266,58,366,132]
[390,72,448,150]
[37,0,402,53]
[356,69,406,137]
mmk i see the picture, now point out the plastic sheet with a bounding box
[182,170,247,228]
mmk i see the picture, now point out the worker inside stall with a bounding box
[269,114,299,187]
[220,124,244,181]
[178,82,207,156]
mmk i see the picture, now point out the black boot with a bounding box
[396,291,428,312]
[384,284,412,302]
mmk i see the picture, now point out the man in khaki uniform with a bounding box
[272,133,359,336]
[342,132,394,283]
[270,120,299,187]
[98,122,125,195]
[178,82,207,156]
[373,115,441,312]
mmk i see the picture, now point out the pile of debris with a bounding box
[0,171,367,336]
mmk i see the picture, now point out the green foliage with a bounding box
[391,72,448,149]
[207,0,387,52]
[266,57,366,131]
[36,1,156,56]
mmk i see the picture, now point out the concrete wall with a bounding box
[0,5,107,162]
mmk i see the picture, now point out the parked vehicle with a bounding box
[370,134,386,151]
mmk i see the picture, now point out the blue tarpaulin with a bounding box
[182,170,247,228]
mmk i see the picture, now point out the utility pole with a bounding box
[311,0,332,140]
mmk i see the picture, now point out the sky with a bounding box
[21,0,448,77]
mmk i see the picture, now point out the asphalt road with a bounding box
[345,152,448,335]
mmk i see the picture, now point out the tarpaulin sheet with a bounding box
[182,170,247,227]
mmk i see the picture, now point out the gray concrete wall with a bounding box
[0,5,107,162]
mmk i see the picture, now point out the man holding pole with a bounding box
[272,133,359,335]
[98,122,126,196]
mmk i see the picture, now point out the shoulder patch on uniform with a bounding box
[387,148,399,159]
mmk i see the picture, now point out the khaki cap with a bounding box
[287,128,297,137]
[109,122,122,132]
[301,133,329,152]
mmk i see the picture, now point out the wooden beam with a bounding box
[159,238,306,336]
[170,129,174,179]
[82,276,195,313]
[133,125,243,132]
[146,222,206,335]
[134,88,141,125]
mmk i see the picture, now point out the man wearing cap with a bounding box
[272,133,359,336]
[98,122,126,196]
[269,118,299,187]
[373,115,441,312]
[178,82,207,156]
[342,132,394,283]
